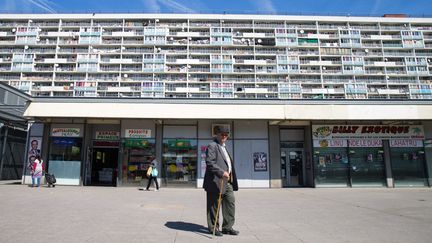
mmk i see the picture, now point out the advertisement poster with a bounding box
[27,137,42,174]
[253,152,267,171]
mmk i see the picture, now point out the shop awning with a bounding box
[23,99,432,120]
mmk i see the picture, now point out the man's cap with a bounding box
[216,126,230,134]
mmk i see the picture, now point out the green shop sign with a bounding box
[167,140,191,149]
[124,139,151,148]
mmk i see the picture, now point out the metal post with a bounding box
[0,126,9,180]
[21,122,33,184]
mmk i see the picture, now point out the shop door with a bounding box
[91,147,118,186]
[281,148,304,187]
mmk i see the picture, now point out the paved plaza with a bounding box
[0,182,431,243]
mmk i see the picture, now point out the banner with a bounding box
[312,125,424,139]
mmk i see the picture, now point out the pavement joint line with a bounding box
[243,221,263,243]
[276,222,307,243]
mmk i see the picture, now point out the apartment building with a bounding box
[1,13,429,188]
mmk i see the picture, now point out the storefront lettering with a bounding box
[332,126,359,134]
[125,129,151,138]
[348,139,382,147]
[52,128,80,137]
[95,131,120,140]
[312,125,424,139]
[360,126,409,134]
[329,140,345,147]
[389,139,423,147]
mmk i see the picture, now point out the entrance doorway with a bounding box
[281,148,304,187]
[91,147,118,186]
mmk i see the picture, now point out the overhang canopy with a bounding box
[23,99,432,120]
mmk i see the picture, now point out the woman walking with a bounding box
[146,159,159,191]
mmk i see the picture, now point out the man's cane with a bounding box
[212,178,224,237]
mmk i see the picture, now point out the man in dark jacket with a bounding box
[203,125,239,236]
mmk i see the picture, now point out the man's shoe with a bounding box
[222,228,239,235]
[210,229,223,237]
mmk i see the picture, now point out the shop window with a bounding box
[348,143,386,187]
[390,147,427,187]
[48,137,82,185]
[122,138,155,184]
[314,144,349,187]
[162,139,197,185]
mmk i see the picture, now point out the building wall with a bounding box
[1,14,432,100]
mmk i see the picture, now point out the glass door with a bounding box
[91,147,118,186]
[281,148,303,187]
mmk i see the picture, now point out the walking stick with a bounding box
[212,178,224,237]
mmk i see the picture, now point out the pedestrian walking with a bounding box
[203,125,239,236]
[146,157,159,191]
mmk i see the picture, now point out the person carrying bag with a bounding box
[146,157,159,191]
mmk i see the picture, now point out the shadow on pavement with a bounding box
[165,221,212,239]
[0,180,21,185]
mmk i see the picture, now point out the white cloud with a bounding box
[158,0,196,13]
[370,0,382,14]
[143,0,161,13]
[28,0,57,13]
[250,0,276,14]
[1,0,58,13]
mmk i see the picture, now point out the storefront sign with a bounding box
[312,125,424,139]
[389,139,424,147]
[253,152,267,171]
[125,129,151,138]
[313,139,347,148]
[95,131,120,140]
[124,139,150,148]
[51,128,80,137]
[348,139,382,147]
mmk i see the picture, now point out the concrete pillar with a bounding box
[383,140,394,188]
[422,121,432,187]
[155,122,163,186]
[269,125,281,188]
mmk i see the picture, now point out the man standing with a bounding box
[203,126,239,236]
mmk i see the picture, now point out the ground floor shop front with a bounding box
[22,119,432,188]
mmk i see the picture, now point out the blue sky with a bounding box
[0,0,431,16]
